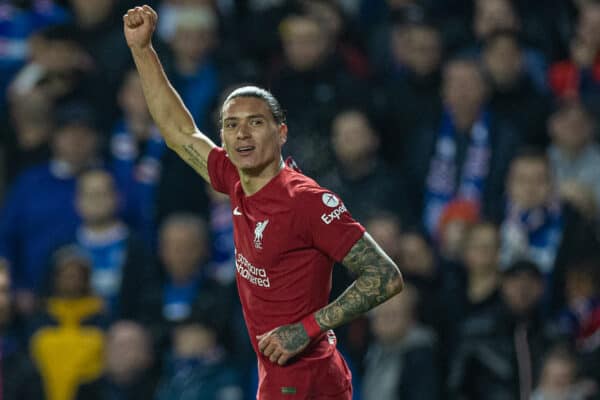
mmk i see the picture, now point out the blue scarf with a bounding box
[423,108,491,234]
[500,200,564,274]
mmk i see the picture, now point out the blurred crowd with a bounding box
[1,0,600,399]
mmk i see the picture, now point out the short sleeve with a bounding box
[299,187,365,262]
[207,147,239,194]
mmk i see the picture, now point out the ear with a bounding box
[278,123,288,146]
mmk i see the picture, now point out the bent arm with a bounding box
[314,233,404,330]
[130,45,216,182]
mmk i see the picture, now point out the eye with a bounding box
[250,118,264,126]
[224,121,237,129]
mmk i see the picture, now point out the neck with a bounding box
[239,159,284,196]
[340,157,376,180]
[467,268,498,303]
[451,108,479,132]
[84,219,120,233]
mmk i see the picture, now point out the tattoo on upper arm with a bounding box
[180,143,209,178]
[315,234,402,330]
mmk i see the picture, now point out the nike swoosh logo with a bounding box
[233,207,242,216]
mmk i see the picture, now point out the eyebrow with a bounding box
[223,114,267,122]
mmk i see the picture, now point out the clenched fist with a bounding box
[123,5,157,50]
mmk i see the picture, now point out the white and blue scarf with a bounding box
[423,108,491,235]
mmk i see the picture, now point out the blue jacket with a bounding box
[0,162,80,290]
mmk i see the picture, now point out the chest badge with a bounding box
[253,219,269,249]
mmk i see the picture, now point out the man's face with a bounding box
[501,271,543,316]
[577,4,600,48]
[442,62,487,116]
[483,36,523,88]
[508,158,552,210]
[549,104,593,153]
[118,71,150,121]
[159,224,206,282]
[52,123,98,169]
[404,25,442,77]
[281,16,327,71]
[76,171,118,225]
[331,111,378,165]
[474,0,519,40]
[220,97,286,174]
[463,225,500,272]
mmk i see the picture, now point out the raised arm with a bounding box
[257,232,403,365]
[123,5,215,182]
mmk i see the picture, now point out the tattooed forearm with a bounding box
[275,323,310,352]
[180,143,209,180]
[315,233,403,330]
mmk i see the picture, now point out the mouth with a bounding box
[236,145,255,155]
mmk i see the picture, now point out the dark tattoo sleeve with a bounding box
[275,323,309,352]
[315,233,403,330]
[180,143,209,180]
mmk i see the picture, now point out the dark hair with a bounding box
[221,85,286,125]
[511,146,549,166]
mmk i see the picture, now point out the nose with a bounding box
[236,122,251,139]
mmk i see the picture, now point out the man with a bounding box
[123,5,403,399]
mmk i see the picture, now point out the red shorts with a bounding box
[257,349,352,399]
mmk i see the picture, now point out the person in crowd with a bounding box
[75,320,159,400]
[547,99,600,214]
[74,169,159,322]
[30,246,106,400]
[164,5,220,129]
[0,258,45,400]
[448,260,556,400]
[531,345,598,400]
[157,213,234,341]
[442,222,502,352]
[318,109,405,222]
[155,312,244,400]
[362,284,440,400]
[0,102,101,316]
[558,258,600,382]
[7,24,111,124]
[268,11,368,177]
[499,148,599,312]
[436,199,480,263]
[549,0,600,109]
[1,88,53,186]
[374,10,443,165]
[404,57,521,233]
[482,30,552,147]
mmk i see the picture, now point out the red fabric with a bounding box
[437,199,480,235]
[301,313,322,340]
[208,147,362,398]
[548,57,600,99]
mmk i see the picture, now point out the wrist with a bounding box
[130,44,154,56]
[300,313,323,340]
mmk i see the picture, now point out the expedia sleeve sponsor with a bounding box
[321,203,348,225]
[236,252,271,288]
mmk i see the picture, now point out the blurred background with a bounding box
[1,0,600,399]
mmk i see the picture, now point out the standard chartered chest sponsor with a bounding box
[235,251,271,288]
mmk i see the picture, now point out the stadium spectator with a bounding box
[499,148,599,312]
[318,109,404,222]
[155,314,244,400]
[74,169,159,322]
[0,258,45,400]
[0,102,101,316]
[448,260,556,400]
[547,100,600,214]
[75,320,158,400]
[362,284,440,400]
[30,246,106,400]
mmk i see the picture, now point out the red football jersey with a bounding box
[208,147,364,398]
